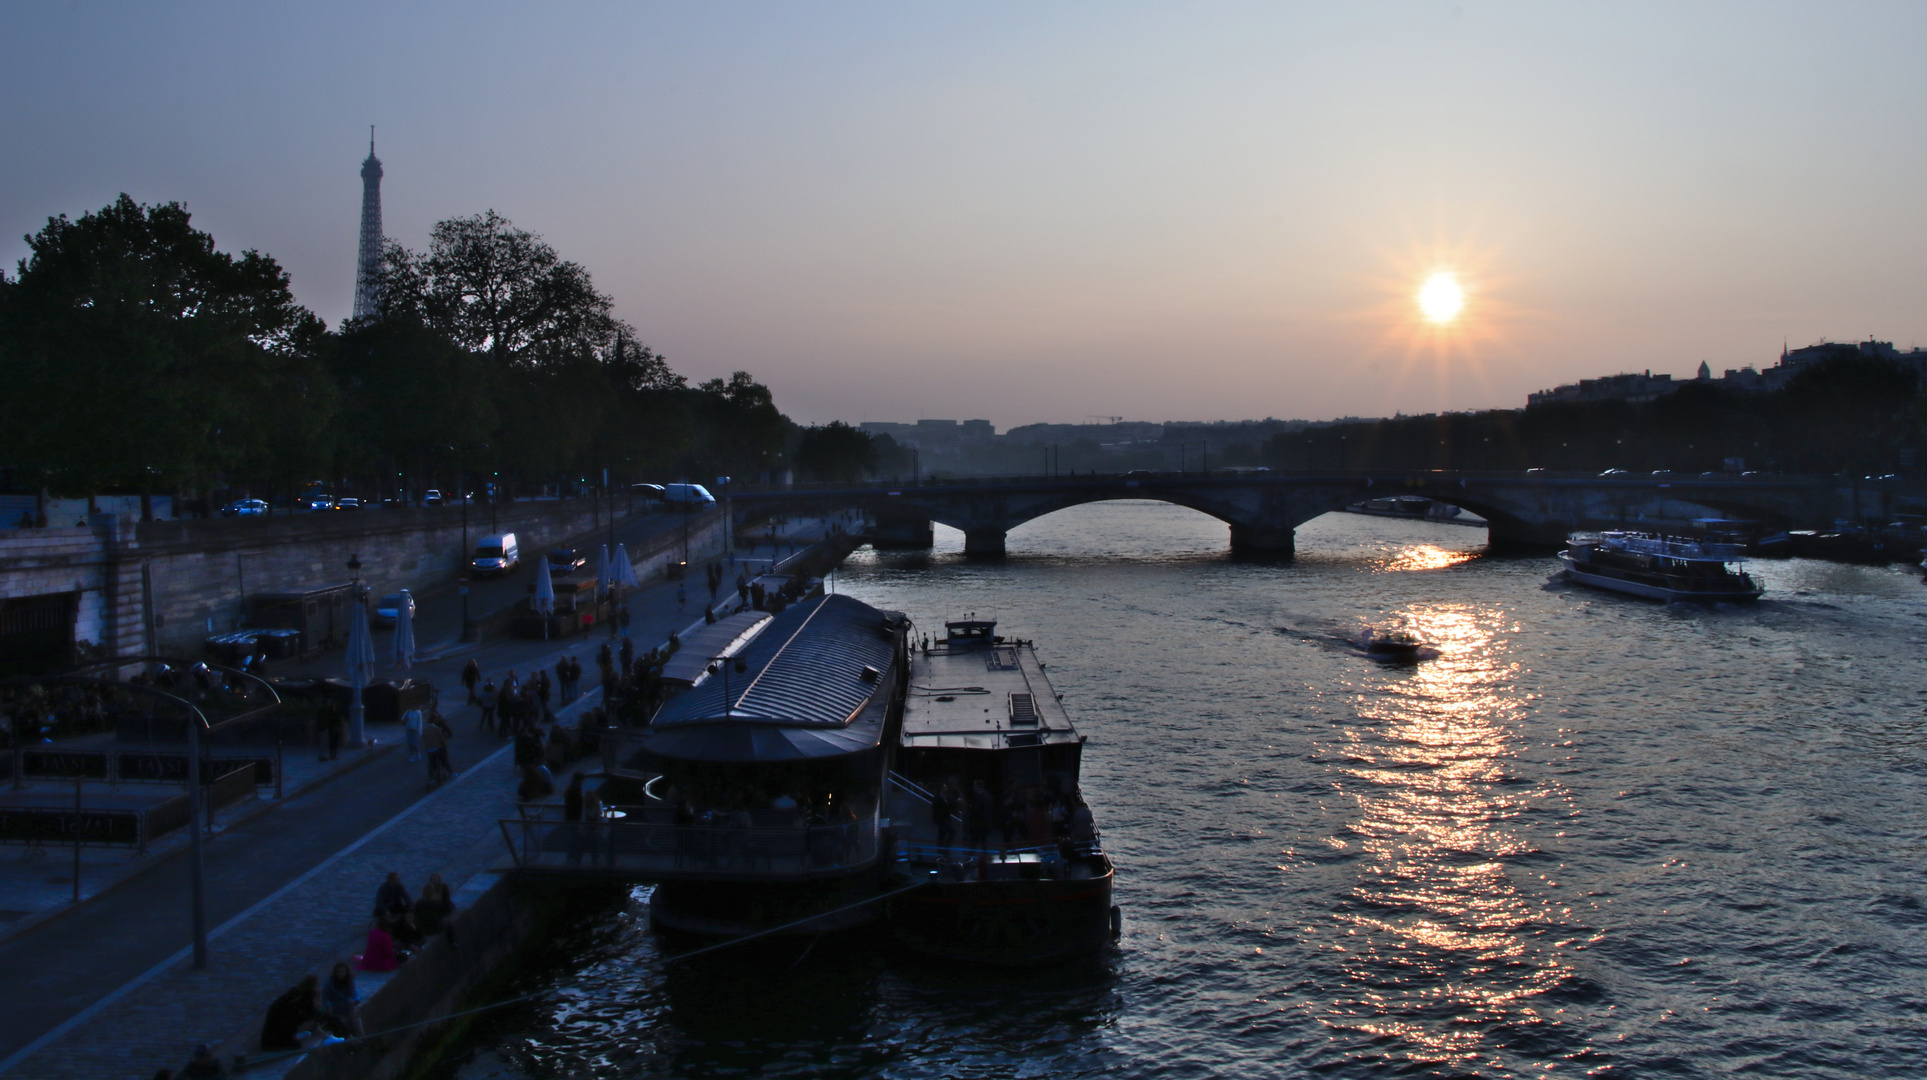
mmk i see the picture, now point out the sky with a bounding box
[5,2,1926,429]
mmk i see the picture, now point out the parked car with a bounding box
[547,548,587,575]
[1599,468,1629,476]
[219,499,268,517]
[631,483,666,501]
[424,489,443,506]
[335,497,362,511]
[662,483,716,506]
[374,591,415,626]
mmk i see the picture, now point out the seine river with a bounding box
[438,503,1927,1079]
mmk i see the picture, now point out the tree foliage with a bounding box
[0,199,801,505]
[0,194,326,493]
[794,421,879,481]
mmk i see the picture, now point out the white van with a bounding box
[662,483,716,506]
[472,532,519,576]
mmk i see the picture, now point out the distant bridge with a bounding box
[729,471,1926,556]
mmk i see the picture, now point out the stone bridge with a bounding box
[731,471,1926,557]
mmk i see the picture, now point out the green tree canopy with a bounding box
[0,194,325,494]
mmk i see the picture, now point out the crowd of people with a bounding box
[928,778,1098,855]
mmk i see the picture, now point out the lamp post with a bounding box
[455,446,472,642]
[346,553,366,747]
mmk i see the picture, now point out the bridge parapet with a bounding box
[729,472,1924,558]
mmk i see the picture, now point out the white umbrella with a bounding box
[391,589,416,669]
[533,562,555,640]
[614,544,640,588]
[344,596,376,746]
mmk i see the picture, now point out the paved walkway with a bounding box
[0,513,843,1080]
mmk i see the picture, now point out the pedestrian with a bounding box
[415,872,456,939]
[323,962,363,1037]
[618,604,631,635]
[931,782,954,849]
[374,870,412,919]
[260,974,326,1050]
[534,669,552,721]
[461,658,481,705]
[555,657,572,704]
[518,762,556,802]
[618,636,634,675]
[359,918,402,972]
[478,678,498,735]
[318,700,344,761]
[423,719,452,785]
[180,1043,228,1079]
[968,780,993,850]
[597,643,614,689]
[401,705,423,762]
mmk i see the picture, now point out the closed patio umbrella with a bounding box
[614,544,640,588]
[533,561,556,640]
[344,594,376,746]
[391,589,416,669]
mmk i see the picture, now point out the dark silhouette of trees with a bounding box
[794,421,879,481]
[0,194,327,502]
[1263,357,1924,476]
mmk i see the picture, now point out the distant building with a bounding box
[858,420,997,450]
[1527,370,1677,407]
[1530,338,1927,407]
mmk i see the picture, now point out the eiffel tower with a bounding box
[352,126,383,320]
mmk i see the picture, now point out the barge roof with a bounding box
[902,624,1079,751]
[640,594,905,762]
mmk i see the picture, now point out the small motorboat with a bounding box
[1361,628,1425,659]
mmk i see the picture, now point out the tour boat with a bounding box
[885,618,1118,965]
[1560,530,1763,602]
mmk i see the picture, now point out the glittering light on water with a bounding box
[1317,605,1582,1072]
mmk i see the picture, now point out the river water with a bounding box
[438,503,1927,1079]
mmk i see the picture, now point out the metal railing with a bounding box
[499,808,880,879]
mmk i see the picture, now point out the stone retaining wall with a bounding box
[0,500,714,661]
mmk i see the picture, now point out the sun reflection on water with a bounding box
[1380,544,1480,573]
[1317,605,1582,1073]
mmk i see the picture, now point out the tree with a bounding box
[794,421,879,481]
[376,210,624,370]
[0,194,326,496]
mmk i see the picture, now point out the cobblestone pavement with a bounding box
[0,515,844,1080]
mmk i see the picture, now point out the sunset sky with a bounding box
[6,3,1926,428]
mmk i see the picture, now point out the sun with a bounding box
[1417,271,1465,324]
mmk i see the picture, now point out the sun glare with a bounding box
[1417,272,1464,324]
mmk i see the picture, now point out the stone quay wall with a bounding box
[0,501,724,660]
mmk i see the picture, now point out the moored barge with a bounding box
[884,618,1117,965]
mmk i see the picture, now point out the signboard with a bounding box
[22,750,108,780]
[0,807,140,847]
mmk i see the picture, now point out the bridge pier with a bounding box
[962,528,1007,556]
[1229,522,1295,558]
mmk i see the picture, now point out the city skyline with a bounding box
[5,3,1926,429]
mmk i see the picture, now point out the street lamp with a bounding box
[346,553,366,747]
